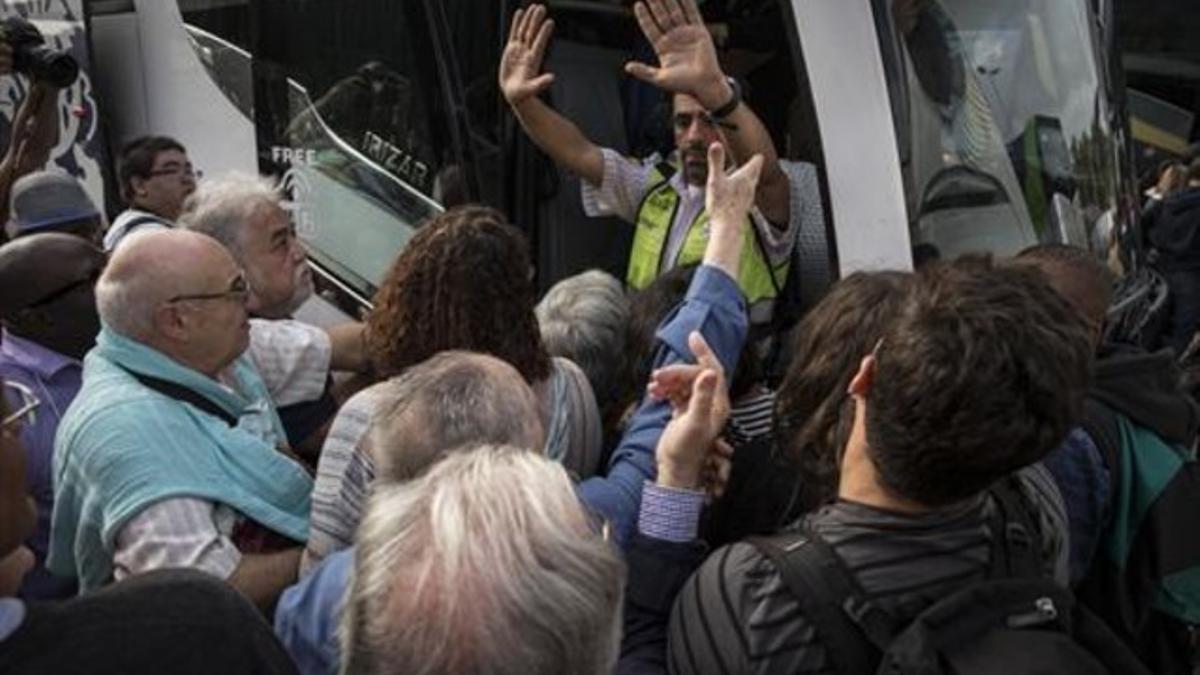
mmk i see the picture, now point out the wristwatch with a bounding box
[710,77,742,120]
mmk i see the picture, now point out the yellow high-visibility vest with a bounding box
[626,163,788,317]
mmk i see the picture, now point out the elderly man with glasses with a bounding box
[48,229,312,612]
[0,232,106,599]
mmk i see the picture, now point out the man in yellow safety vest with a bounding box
[500,0,815,325]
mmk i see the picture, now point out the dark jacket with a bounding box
[1076,343,1200,675]
[1148,187,1200,271]
[666,468,1068,674]
[1090,343,1200,445]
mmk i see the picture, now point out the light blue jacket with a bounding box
[48,325,313,593]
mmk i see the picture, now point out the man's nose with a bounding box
[290,236,307,263]
[683,118,706,140]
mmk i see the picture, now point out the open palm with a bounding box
[499,5,555,106]
[626,0,724,104]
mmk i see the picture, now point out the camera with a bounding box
[2,16,79,87]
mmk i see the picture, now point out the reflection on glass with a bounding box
[275,78,443,295]
[227,0,462,299]
[880,0,1121,260]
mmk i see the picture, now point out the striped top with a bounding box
[302,357,601,574]
[727,390,776,447]
[667,465,1068,674]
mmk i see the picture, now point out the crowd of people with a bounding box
[0,1,1198,674]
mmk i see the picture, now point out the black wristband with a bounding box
[710,77,742,120]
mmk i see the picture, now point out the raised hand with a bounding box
[499,5,556,107]
[706,141,762,239]
[625,0,729,108]
[651,331,733,490]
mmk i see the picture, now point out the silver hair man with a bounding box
[178,172,281,258]
[366,351,546,481]
[535,269,628,408]
[340,445,625,675]
[180,172,314,319]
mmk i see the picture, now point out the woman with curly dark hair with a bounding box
[702,270,914,547]
[303,206,602,570]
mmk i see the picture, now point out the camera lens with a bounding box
[29,47,79,88]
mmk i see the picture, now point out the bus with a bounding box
[83,0,1135,319]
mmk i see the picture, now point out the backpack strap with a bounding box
[118,367,239,427]
[1079,397,1123,509]
[986,476,1044,579]
[749,528,894,674]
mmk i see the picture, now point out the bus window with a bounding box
[436,0,509,208]
[252,1,461,302]
[872,0,1125,262]
[187,0,458,306]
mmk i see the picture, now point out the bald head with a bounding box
[96,229,235,340]
[0,233,105,317]
[368,350,546,483]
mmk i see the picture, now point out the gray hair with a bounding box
[367,351,544,482]
[179,171,282,260]
[535,270,628,406]
[340,445,625,675]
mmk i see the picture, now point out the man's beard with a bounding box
[284,265,315,315]
[682,144,709,187]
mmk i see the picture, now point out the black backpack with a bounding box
[749,480,1151,675]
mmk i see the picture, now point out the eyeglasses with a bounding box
[2,381,39,434]
[26,267,103,309]
[167,272,250,304]
[147,164,202,180]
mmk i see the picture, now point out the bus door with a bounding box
[498,0,841,303]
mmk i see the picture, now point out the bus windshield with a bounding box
[873,0,1124,261]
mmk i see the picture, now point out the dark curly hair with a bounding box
[774,270,913,512]
[365,206,552,384]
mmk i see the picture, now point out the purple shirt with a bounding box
[0,330,80,599]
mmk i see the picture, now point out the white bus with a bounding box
[85,0,1135,317]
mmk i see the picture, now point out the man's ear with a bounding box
[130,175,149,199]
[847,353,876,399]
[153,303,188,342]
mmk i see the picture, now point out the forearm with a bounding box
[702,222,743,280]
[512,97,604,186]
[325,322,368,373]
[700,81,789,222]
[578,268,747,544]
[228,547,303,613]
